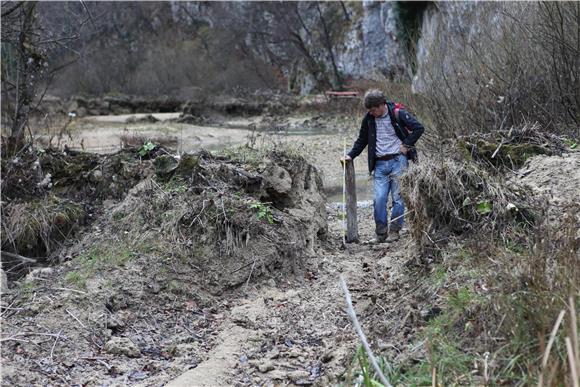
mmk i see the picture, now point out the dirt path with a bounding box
[3,114,418,386]
[165,200,412,385]
[160,121,414,385]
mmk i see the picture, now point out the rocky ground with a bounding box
[2,108,578,386]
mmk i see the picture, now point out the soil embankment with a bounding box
[3,106,577,385]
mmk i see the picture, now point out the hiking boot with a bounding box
[370,234,387,244]
[385,230,400,243]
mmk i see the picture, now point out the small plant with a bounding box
[65,271,86,288]
[563,138,578,149]
[249,201,274,224]
[138,141,156,157]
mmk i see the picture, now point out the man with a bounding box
[342,89,424,243]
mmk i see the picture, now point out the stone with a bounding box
[288,370,310,382]
[262,164,292,194]
[104,337,141,358]
[258,361,275,373]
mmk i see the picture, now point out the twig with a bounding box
[566,337,579,387]
[230,260,255,274]
[97,359,112,371]
[570,296,579,373]
[150,179,169,198]
[539,309,565,386]
[1,332,67,342]
[388,209,414,226]
[491,138,505,159]
[51,287,87,295]
[50,329,62,360]
[66,309,87,329]
[0,250,37,263]
[432,367,437,387]
[243,259,257,292]
[342,139,347,246]
[339,275,392,387]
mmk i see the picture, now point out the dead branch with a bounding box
[339,275,392,387]
[0,250,37,263]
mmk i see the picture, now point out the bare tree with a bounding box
[1,1,94,155]
[1,1,44,153]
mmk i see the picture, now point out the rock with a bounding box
[257,361,275,373]
[288,347,302,358]
[90,170,103,182]
[154,155,179,178]
[104,337,141,358]
[266,370,287,380]
[0,269,8,293]
[106,314,126,329]
[262,164,292,194]
[24,267,54,283]
[288,370,310,382]
[420,306,442,321]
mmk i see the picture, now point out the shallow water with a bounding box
[325,174,374,202]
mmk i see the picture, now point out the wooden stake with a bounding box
[342,139,347,246]
[343,144,359,243]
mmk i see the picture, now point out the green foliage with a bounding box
[476,200,493,215]
[351,346,389,387]
[112,211,126,221]
[138,141,156,157]
[249,201,274,224]
[563,138,578,149]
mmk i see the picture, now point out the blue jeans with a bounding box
[373,154,408,235]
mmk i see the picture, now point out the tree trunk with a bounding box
[9,1,40,155]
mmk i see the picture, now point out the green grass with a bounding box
[63,241,134,289]
[64,271,86,288]
[79,243,133,272]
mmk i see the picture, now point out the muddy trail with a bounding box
[0,125,412,387]
[2,111,579,386]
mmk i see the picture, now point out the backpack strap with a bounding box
[392,102,410,135]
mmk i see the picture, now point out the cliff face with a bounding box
[411,2,504,93]
[36,1,522,97]
[337,1,408,84]
[168,1,411,94]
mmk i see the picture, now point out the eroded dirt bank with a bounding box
[2,108,578,385]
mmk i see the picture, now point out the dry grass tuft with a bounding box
[106,148,327,291]
[401,155,537,255]
[457,123,571,171]
[1,196,85,260]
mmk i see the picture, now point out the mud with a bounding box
[1,145,338,386]
[0,109,417,386]
[4,106,576,386]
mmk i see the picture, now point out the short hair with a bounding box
[363,89,387,109]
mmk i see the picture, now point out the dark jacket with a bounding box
[348,101,424,173]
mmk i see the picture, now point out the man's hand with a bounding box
[340,155,352,165]
[399,144,409,155]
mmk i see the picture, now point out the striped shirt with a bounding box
[375,111,401,157]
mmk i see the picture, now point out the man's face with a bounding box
[368,103,387,118]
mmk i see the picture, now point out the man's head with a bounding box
[363,89,388,118]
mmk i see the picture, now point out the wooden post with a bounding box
[345,161,359,243]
